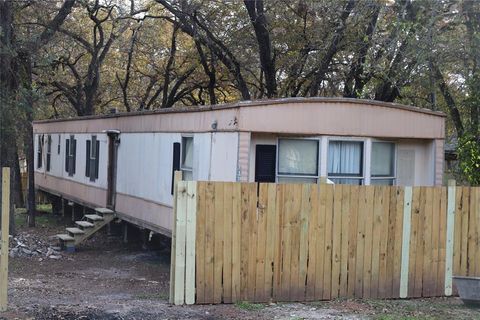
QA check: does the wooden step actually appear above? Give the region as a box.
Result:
[95,208,114,215]
[84,214,104,221]
[75,221,94,228]
[57,234,74,242]
[66,227,85,235]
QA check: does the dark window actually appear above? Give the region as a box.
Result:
[86,136,100,181]
[171,142,181,195]
[46,135,52,172]
[65,135,76,176]
[57,134,61,154]
[37,135,43,168]
[255,145,277,183]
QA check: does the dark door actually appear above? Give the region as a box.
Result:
[106,133,119,209]
[255,145,277,183]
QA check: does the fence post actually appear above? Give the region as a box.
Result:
[169,171,183,304]
[445,179,456,296]
[0,168,11,311]
[399,186,412,298]
[185,181,197,304]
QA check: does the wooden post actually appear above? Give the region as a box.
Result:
[445,179,456,296]
[0,168,11,311]
[399,186,412,298]
[185,181,197,304]
[169,170,183,304]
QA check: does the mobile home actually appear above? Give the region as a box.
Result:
[33,98,445,236]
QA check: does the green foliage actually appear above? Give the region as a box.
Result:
[457,134,480,186]
[234,301,265,311]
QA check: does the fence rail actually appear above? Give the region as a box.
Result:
[171,181,480,305]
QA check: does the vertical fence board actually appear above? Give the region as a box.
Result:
[289,184,302,300]
[437,187,447,296]
[400,187,412,298]
[272,184,284,300]
[231,183,242,301]
[185,181,197,305]
[392,187,404,298]
[306,184,319,300]
[339,185,350,297]
[255,183,268,302]
[331,185,343,298]
[347,185,359,297]
[322,184,334,300]
[468,187,477,276]
[173,182,188,305]
[223,182,234,303]
[460,187,470,277]
[413,187,426,298]
[408,187,420,297]
[195,182,206,304]
[204,182,216,302]
[314,184,327,300]
[378,187,390,298]
[354,186,366,298]
[430,187,441,296]
[362,186,375,299]
[445,182,456,296]
[474,189,480,276]
[453,187,463,277]
[422,188,434,297]
[264,183,277,300]
[385,187,398,298]
[213,183,225,303]
[0,168,10,311]
[298,184,311,301]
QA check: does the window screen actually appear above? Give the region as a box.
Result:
[278,139,318,176]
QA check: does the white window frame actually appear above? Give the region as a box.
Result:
[326,137,366,185]
[370,140,397,185]
[276,137,320,183]
[181,135,193,180]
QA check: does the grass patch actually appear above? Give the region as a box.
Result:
[14,204,58,228]
[235,301,265,311]
[135,292,169,300]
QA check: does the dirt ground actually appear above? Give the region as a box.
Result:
[2,211,480,320]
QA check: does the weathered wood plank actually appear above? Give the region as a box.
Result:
[204,182,216,303]
[370,186,383,298]
[306,184,319,300]
[362,186,375,299]
[400,187,412,298]
[339,185,350,297]
[445,181,456,296]
[240,183,250,300]
[195,182,206,304]
[255,183,268,302]
[298,184,311,301]
[392,187,404,298]
[322,184,334,300]
[289,184,302,300]
[331,185,343,299]
[0,168,10,311]
[347,185,359,297]
[413,187,426,298]
[247,183,258,301]
[264,183,277,301]
[273,184,284,300]
[231,183,242,302]
[421,187,433,297]
[378,186,390,298]
[355,186,367,298]
[437,187,447,296]
[185,181,197,305]
[315,184,327,300]
[173,182,188,305]
[223,182,234,303]
[213,182,225,303]
[408,187,420,297]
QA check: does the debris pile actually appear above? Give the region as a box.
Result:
[9,232,62,260]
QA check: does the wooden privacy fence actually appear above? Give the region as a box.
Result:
[170,181,480,305]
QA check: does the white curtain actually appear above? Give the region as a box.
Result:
[328,141,362,175]
[182,137,193,169]
[371,142,394,176]
[278,139,318,175]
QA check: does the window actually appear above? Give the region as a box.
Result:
[37,135,43,169]
[181,137,193,181]
[46,135,52,172]
[328,140,363,185]
[65,135,77,176]
[371,142,395,185]
[86,135,100,181]
[277,138,318,183]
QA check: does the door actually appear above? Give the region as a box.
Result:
[255,145,277,183]
[106,132,119,209]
